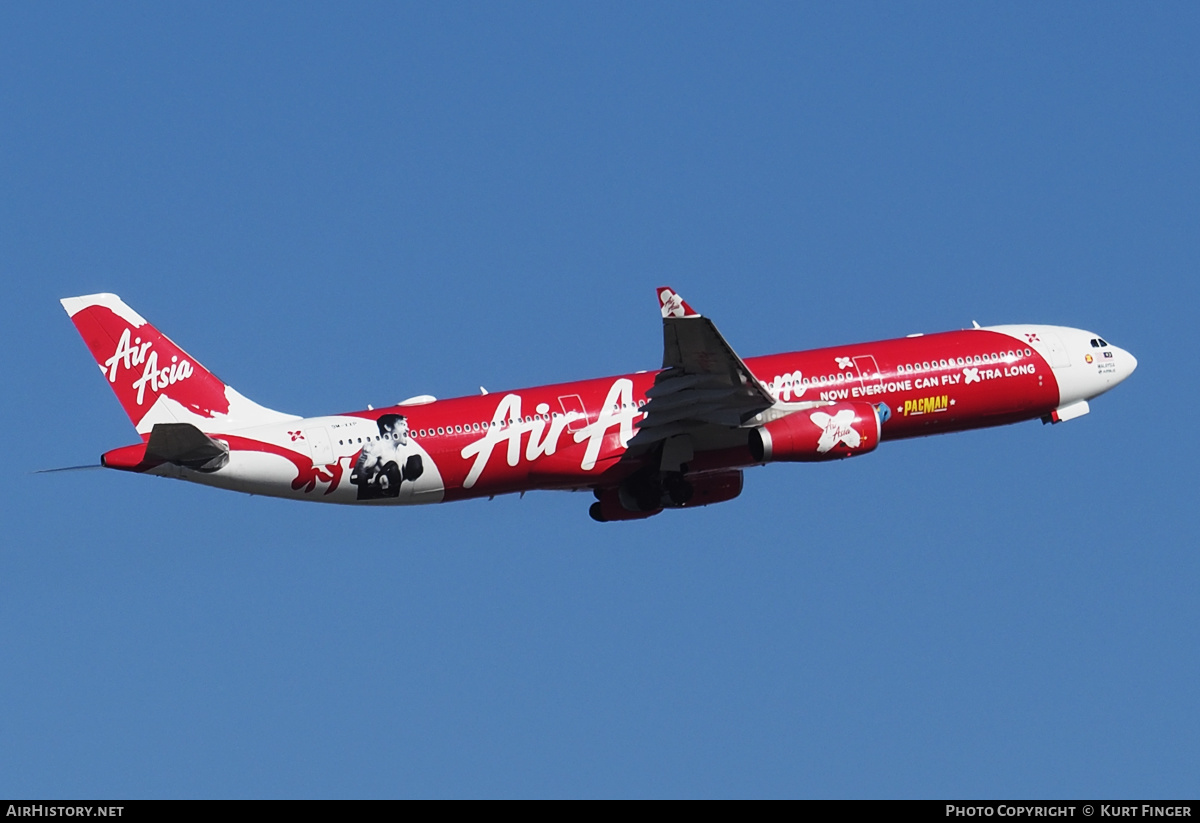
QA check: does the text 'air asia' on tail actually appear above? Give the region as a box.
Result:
[59,288,1136,521]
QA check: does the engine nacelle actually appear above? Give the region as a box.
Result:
[668,469,743,509]
[749,401,883,462]
[590,486,662,522]
[588,469,744,521]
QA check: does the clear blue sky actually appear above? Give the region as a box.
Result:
[2,3,1197,798]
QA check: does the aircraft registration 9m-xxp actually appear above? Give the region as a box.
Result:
[61,288,1136,521]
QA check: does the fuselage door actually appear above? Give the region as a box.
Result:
[1043,331,1072,368]
[307,426,335,466]
[1023,329,1071,369]
[853,355,883,393]
[558,394,590,433]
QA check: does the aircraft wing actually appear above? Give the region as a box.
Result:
[633,288,776,444]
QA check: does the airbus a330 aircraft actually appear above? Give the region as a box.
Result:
[61,289,1136,521]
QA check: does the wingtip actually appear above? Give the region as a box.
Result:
[657,286,700,318]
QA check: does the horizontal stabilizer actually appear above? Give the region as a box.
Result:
[34,465,104,474]
[145,423,229,472]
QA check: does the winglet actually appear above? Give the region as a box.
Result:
[657,287,700,319]
[641,286,776,438]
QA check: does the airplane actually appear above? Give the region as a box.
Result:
[59,288,1137,521]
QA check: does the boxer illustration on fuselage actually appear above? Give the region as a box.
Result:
[350,414,424,500]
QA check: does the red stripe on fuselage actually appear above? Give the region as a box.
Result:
[330,329,1058,501]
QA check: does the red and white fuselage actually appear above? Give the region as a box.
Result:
[61,290,1136,521]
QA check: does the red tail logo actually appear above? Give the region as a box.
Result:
[63,294,233,432]
[103,326,197,406]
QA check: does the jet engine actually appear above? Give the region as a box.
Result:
[749,401,884,462]
[589,469,745,522]
[671,469,743,509]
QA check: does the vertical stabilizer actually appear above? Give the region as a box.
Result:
[61,293,298,435]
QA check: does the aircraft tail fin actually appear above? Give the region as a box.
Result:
[61,293,298,435]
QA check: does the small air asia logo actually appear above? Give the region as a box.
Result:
[835,356,854,370]
[810,409,861,454]
[288,430,305,441]
[659,289,687,318]
[103,327,194,406]
[1025,333,1041,343]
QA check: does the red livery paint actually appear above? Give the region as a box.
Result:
[60,290,1136,521]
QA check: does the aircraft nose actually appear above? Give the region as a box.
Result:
[1114,346,1138,382]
